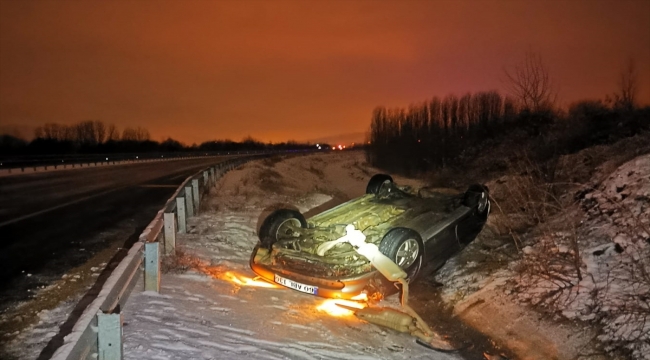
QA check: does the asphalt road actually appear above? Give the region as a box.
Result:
[0,157,228,305]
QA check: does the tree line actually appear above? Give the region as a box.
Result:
[366,53,648,175]
[0,120,317,156]
[368,91,524,173]
[367,92,648,175]
[34,121,151,144]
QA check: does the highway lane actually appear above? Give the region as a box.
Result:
[0,157,226,225]
[0,157,228,304]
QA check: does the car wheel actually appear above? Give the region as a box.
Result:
[463,184,490,215]
[258,209,307,248]
[366,174,393,195]
[378,228,424,280]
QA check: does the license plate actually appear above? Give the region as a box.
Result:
[274,274,318,295]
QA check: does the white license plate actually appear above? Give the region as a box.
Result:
[274,274,318,295]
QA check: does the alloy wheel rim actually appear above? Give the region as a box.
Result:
[395,238,419,268]
[276,218,301,239]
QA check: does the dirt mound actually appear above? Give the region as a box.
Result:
[212,152,425,210]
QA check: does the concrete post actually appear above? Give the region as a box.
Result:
[98,311,123,360]
[176,197,186,233]
[184,186,194,217]
[163,212,176,255]
[203,171,209,188]
[192,179,200,213]
[144,242,160,292]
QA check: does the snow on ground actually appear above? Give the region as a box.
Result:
[431,153,650,359]
[1,296,79,359]
[122,152,458,360]
[508,154,650,359]
[0,262,106,360]
[553,154,649,359]
[10,150,646,359]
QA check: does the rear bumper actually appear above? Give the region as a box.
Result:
[249,244,385,299]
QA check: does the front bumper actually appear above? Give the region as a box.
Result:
[249,244,390,299]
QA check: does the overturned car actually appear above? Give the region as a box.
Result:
[250,174,490,299]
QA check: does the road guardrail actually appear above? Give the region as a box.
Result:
[50,154,264,360]
[0,150,276,176]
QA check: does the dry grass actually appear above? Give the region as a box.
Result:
[162,248,203,274]
[491,151,650,358]
[257,168,285,194]
[492,157,585,292]
[261,155,284,167]
[197,183,221,213]
[306,164,324,178]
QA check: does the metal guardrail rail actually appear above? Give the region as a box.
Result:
[0,149,318,176]
[49,154,265,360]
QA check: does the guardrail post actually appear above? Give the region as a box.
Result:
[176,197,186,233]
[144,242,160,292]
[184,186,194,217]
[163,213,176,254]
[97,310,123,360]
[192,179,200,213]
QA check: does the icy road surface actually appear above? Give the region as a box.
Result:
[122,154,457,360]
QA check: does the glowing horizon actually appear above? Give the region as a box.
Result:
[1,1,648,144]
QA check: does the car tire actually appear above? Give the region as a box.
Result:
[366,174,393,195]
[378,228,424,281]
[258,209,307,249]
[463,184,490,215]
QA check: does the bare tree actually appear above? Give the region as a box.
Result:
[503,96,518,124]
[94,121,106,144]
[134,127,151,141]
[122,127,137,141]
[106,124,119,141]
[74,121,97,145]
[504,51,555,112]
[120,126,151,142]
[34,126,44,139]
[41,123,68,141]
[614,57,638,110]
[458,93,471,130]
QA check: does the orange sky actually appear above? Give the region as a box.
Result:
[1,0,649,144]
